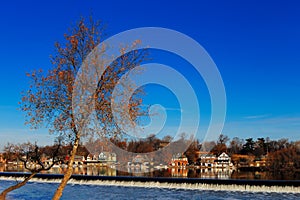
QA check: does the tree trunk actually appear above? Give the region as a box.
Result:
[0,172,37,200]
[52,133,80,200]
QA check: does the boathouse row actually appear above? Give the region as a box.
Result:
[170,153,189,167]
[199,152,234,168]
[84,152,117,166]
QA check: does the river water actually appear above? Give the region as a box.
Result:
[1,165,300,199]
[3,165,299,180]
[1,178,300,200]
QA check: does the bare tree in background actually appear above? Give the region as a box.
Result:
[210,134,229,156]
[0,141,62,200]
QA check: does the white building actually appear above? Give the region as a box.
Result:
[200,154,216,168]
[215,152,234,168]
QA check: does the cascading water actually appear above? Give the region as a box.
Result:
[1,176,300,194]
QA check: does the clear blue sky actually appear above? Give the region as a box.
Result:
[0,0,300,148]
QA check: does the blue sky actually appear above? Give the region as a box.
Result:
[0,0,300,148]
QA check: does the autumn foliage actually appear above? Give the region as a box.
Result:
[20,16,147,200]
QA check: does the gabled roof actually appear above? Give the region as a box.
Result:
[218,152,229,158]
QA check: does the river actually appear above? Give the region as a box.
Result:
[1,178,300,200]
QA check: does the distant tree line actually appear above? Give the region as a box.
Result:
[3,134,300,181]
[96,133,300,174]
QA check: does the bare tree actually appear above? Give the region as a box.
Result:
[0,141,62,200]
[229,137,244,155]
[20,16,146,199]
[162,135,173,143]
[210,134,229,156]
[217,134,229,145]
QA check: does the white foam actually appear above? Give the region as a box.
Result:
[1,176,299,194]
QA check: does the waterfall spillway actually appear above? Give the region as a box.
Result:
[0,172,300,194]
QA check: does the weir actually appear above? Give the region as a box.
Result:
[0,172,300,194]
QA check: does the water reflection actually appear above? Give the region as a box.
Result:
[1,163,299,180]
